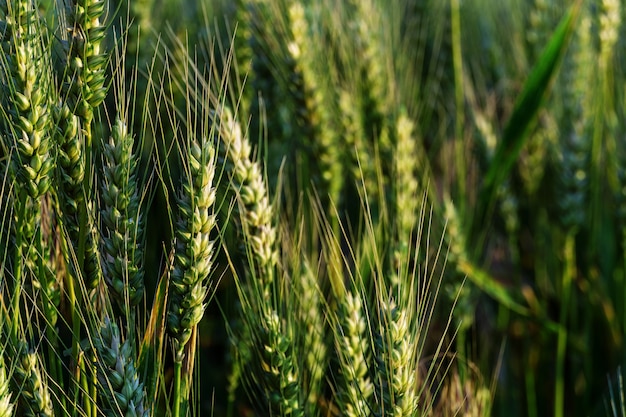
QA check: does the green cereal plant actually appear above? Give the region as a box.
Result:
[251,309,304,417]
[167,135,217,353]
[101,117,146,314]
[293,259,327,414]
[63,0,107,128]
[92,317,149,417]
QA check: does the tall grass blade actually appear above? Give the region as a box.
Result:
[476,1,581,234]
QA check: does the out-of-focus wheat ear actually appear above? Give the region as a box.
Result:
[556,132,587,231]
[0,356,14,417]
[433,366,492,417]
[527,0,556,59]
[393,111,420,244]
[92,317,149,417]
[11,342,54,417]
[339,89,380,209]
[288,2,343,211]
[297,261,327,412]
[599,0,621,71]
[374,297,418,417]
[0,0,54,200]
[101,118,145,311]
[167,135,217,360]
[333,291,374,417]
[215,107,277,294]
[347,0,390,137]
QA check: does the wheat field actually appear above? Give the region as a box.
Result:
[0,0,625,416]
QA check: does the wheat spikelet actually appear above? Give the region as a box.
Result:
[101,118,145,309]
[92,317,149,417]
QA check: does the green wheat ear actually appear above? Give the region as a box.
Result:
[167,132,218,359]
[333,291,374,417]
[0,0,54,200]
[101,117,145,310]
[12,342,54,417]
[93,317,149,417]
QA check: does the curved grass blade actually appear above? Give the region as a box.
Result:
[475,1,582,235]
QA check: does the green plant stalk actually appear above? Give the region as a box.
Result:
[37,245,65,415]
[10,190,28,340]
[554,231,575,417]
[173,360,183,417]
[64,236,83,417]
